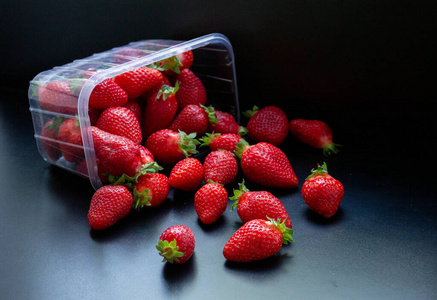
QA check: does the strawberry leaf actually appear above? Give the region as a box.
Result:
[234,138,250,159]
[306,162,329,180]
[157,83,179,101]
[200,104,217,124]
[156,239,185,264]
[323,143,342,156]
[266,217,294,245]
[242,105,259,118]
[178,130,200,158]
[199,132,220,147]
[133,187,152,209]
[230,180,250,210]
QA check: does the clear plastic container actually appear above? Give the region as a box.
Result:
[29,33,240,190]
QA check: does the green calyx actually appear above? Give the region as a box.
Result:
[230,180,250,210]
[157,82,179,101]
[200,104,217,124]
[242,105,259,118]
[266,217,294,245]
[322,143,342,156]
[148,55,183,74]
[178,130,200,158]
[238,126,248,136]
[306,162,328,180]
[107,162,163,189]
[46,116,65,136]
[234,138,250,159]
[156,239,185,264]
[199,132,221,147]
[133,187,152,209]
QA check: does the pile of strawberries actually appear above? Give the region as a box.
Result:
[36,50,344,264]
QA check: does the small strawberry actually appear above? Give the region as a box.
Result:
[89,78,128,110]
[289,119,341,155]
[96,106,142,145]
[230,180,292,228]
[156,225,195,264]
[207,110,246,136]
[40,116,65,161]
[37,81,78,115]
[133,173,171,208]
[142,84,178,139]
[175,69,207,111]
[123,101,142,124]
[199,132,243,154]
[244,105,288,145]
[145,129,200,165]
[57,117,84,163]
[203,150,238,186]
[87,185,133,230]
[235,139,298,189]
[302,162,344,218]
[194,182,228,224]
[168,104,217,136]
[113,67,163,99]
[169,158,204,192]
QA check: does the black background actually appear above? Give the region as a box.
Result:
[1,1,436,299]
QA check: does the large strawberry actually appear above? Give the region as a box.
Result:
[289,119,341,155]
[168,104,217,136]
[169,158,204,192]
[302,162,344,218]
[113,67,163,100]
[40,116,65,161]
[200,132,243,154]
[37,81,78,115]
[156,225,195,264]
[207,110,246,136]
[175,69,207,111]
[244,105,288,145]
[203,150,238,186]
[230,180,292,228]
[133,173,170,208]
[89,78,128,110]
[96,106,142,145]
[194,183,228,224]
[57,117,84,163]
[145,129,199,165]
[87,185,133,230]
[223,218,293,262]
[235,139,298,189]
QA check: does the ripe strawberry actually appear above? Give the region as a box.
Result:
[168,104,217,136]
[57,117,84,163]
[96,106,142,145]
[142,75,171,100]
[145,129,200,165]
[231,180,292,228]
[156,225,195,264]
[123,101,142,124]
[138,145,154,164]
[87,185,133,230]
[207,110,246,136]
[175,69,207,111]
[235,139,298,189]
[203,150,238,186]
[113,67,163,99]
[37,81,78,115]
[133,173,170,208]
[302,162,344,218]
[199,132,243,154]
[89,78,128,110]
[223,218,293,262]
[244,105,288,145]
[152,50,194,76]
[142,84,178,139]
[289,119,341,155]
[169,158,204,192]
[40,116,64,161]
[194,183,228,224]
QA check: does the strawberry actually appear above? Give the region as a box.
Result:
[40,116,64,161]
[289,119,341,155]
[133,173,170,208]
[138,145,154,164]
[244,105,288,145]
[207,110,246,136]
[175,69,207,111]
[89,78,128,110]
[194,182,228,224]
[168,104,217,136]
[87,185,133,230]
[231,180,292,228]
[169,158,204,192]
[235,139,298,189]
[142,75,171,100]
[113,67,163,100]
[37,81,78,115]
[145,129,200,165]
[152,50,194,76]
[223,218,293,262]
[203,150,238,186]
[123,101,142,124]
[156,225,195,264]
[96,106,142,145]
[142,84,178,139]
[57,117,84,163]
[199,132,243,154]
[302,162,344,218]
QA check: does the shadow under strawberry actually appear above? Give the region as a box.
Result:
[162,253,197,291]
[224,252,293,273]
[196,215,227,233]
[305,207,345,225]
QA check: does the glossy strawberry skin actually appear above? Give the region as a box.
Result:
[134,173,170,207]
[203,150,238,186]
[207,111,242,135]
[194,183,228,224]
[113,67,163,100]
[38,81,78,115]
[157,225,195,264]
[169,158,204,192]
[123,101,142,124]
[201,133,242,154]
[87,185,133,230]
[175,69,207,111]
[89,79,128,110]
[57,118,84,163]
[138,145,154,164]
[246,106,288,145]
[168,104,209,136]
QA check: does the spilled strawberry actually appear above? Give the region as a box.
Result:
[203,150,238,186]
[199,132,243,154]
[133,173,171,208]
[194,182,228,224]
[207,110,246,136]
[169,158,204,192]
[156,225,195,264]
[168,104,217,136]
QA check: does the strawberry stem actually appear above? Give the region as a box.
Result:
[230,180,250,210]
[234,138,250,159]
[242,105,259,118]
[199,132,221,147]
[200,104,217,124]
[178,130,200,158]
[306,162,328,180]
[238,126,248,136]
[157,83,179,101]
[266,217,294,244]
[133,187,152,209]
[107,162,163,189]
[323,143,342,156]
[156,239,185,263]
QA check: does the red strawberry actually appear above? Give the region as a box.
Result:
[37,81,78,115]
[145,129,200,165]
[40,116,64,161]
[230,180,292,228]
[138,145,154,164]
[168,104,217,136]
[194,183,228,224]
[302,162,344,218]
[142,84,178,139]
[57,117,84,163]
[88,107,101,126]
[87,185,133,230]
[113,67,163,99]
[244,105,288,145]
[175,69,207,111]
[142,75,171,100]
[96,106,142,145]
[207,110,246,136]
[199,133,242,154]
[133,173,170,208]
[123,101,142,124]
[223,218,293,262]
[203,150,238,186]
[153,50,194,76]
[169,158,204,192]
[289,119,341,155]
[156,225,195,264]
[235,139,298,189]
[89,78,128,110]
